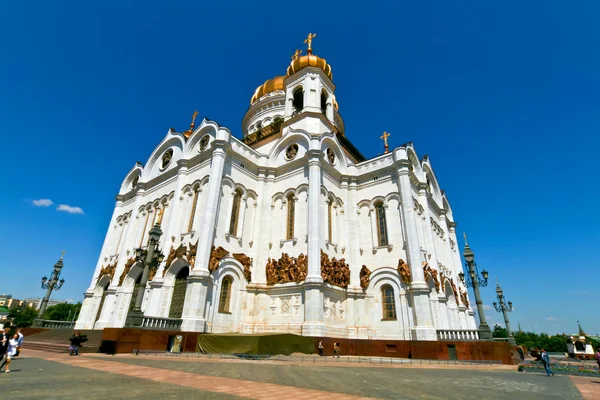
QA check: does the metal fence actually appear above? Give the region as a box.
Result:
[131,350,503,366]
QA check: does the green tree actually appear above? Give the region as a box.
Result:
[43,303,81,321]
[8,307,38,328]
[492,324,508,338]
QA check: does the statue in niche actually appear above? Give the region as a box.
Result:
[209,246,229,273]
[326,148,335,164]
[397,259,412,285]
[199,135,210,151]
[132,175,139,189]
[162,149,173,169]
[285,144,299,160]
[360,265,371,291]
[233,253,252,282]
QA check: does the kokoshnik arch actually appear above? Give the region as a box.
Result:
[76,35,476,340]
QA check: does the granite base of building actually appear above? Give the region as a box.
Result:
[99,328,516,364]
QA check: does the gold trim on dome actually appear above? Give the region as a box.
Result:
[286,54,332,80]
[250,76,285,105]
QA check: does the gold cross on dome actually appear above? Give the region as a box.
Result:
[191,110,198,127]
[60,250,66,260]
[380,131,391,153]
[304,33,316,52]
[292,49,302,61]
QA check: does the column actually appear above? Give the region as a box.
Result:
[346,178,361,288]
[395,161,436,340]
[252,168,270,284]
[303,148,325,337]
[181,140,229,332]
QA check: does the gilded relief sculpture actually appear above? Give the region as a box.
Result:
[459,287,470,308]
[450,278,460,304]
[397,259,412,285]
[233,253,253,282]
[98,261,117,283]
[265,253,308,285]
[422,261,440,293]
[118,257,137,286]
[162,241,198,277]
[320,250,350,288]
[359,265,371,291]
[209,246,230,273]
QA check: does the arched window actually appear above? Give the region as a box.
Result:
[286,194,295,239]
[229,189,243,236]
[327,199,333,242]
[188,188,199,232]
[218,276,233,313]
[381,285,397,320]
[292,87,304,114]
[375,202,388,247]
[321,90,328,115]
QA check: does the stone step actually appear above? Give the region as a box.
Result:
[25,341,100,354]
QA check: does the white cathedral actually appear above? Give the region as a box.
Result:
[76,36,477,341]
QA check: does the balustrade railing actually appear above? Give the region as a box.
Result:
[33,319,76,329]
[436,329,480,341]
[141,316,182,330]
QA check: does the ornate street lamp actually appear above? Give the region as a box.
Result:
[125,211,165,327]
[38,251,67,318]
[458,234,492,340]
[493,281,515,344]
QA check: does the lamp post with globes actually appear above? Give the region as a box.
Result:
[458,234,492,340]
[125,211,165,327]
[493,281,515,344]
[38,251,67,318]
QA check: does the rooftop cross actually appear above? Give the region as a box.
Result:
[463,232,469,247]
[380,131,390,154]
[304,33,316,54]
[292,49,302,60]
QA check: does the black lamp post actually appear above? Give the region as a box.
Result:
[38,251,66,318]
[125,214,164,327]
[493,281,515,344]
[458,234,492,340]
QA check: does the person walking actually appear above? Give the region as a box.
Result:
[540,348,554,376]
[318,340,324,357]
[0,328,9,360]
[333,342,340,358]
[595,348,600,373]
[15,329,23,357]
[0,333,19,373]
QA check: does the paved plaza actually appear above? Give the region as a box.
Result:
[0,350,596,399]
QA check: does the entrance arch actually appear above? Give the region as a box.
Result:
[94,275,111,323]
[168,266,189,318]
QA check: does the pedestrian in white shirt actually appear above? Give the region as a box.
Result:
[0,334,19,373]
[15,329,23,357]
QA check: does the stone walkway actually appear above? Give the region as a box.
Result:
[23,350,374,400]
[2,350,595,399]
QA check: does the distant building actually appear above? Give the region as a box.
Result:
[19,298,66,310]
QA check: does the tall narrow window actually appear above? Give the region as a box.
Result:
[292,87,303,114]
[376,203,388,247]
[139,210,151,247]
[381,285,397,320]
[321,90,328,115]
[229,189,242,236]
[218,276,233,313]
[188,188,199,232]
[286,194,295,239]
[327,200,333,242]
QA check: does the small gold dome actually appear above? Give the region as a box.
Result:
[286,54,332,80]
[250,76,285,105]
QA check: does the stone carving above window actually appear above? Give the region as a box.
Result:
[162,241,198,277]
[161,149,173,169]
[199,135,210,152]
[265,253,307,285]
[397,259,412,285]
[422,261,440,292]
[460,287,470,308]
[98,261,117,283]
[285,144,299,160]
[118,257,137,286]
[233,253,252,282]
[209,246,230,273]
[321,250,350,288]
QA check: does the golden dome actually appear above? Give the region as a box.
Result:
[250,76,285,105]
[286,53,332,80]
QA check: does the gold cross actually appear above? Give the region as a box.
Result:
[292,49,302,60]
[60,250,66,260]
[380,131,391,153]
[191,110,198,127]
[463,232,469,246]
[304,33,316,52]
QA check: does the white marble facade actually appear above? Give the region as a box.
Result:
[76,49,476,340]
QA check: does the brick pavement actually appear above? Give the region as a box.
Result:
[569,376,600,400]
[26,350,375,400]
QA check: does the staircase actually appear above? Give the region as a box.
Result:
[23,329,104,354]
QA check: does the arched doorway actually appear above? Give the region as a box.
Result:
[169,266,189,318]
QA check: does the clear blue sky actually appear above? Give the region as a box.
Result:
[1,1,598,335]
